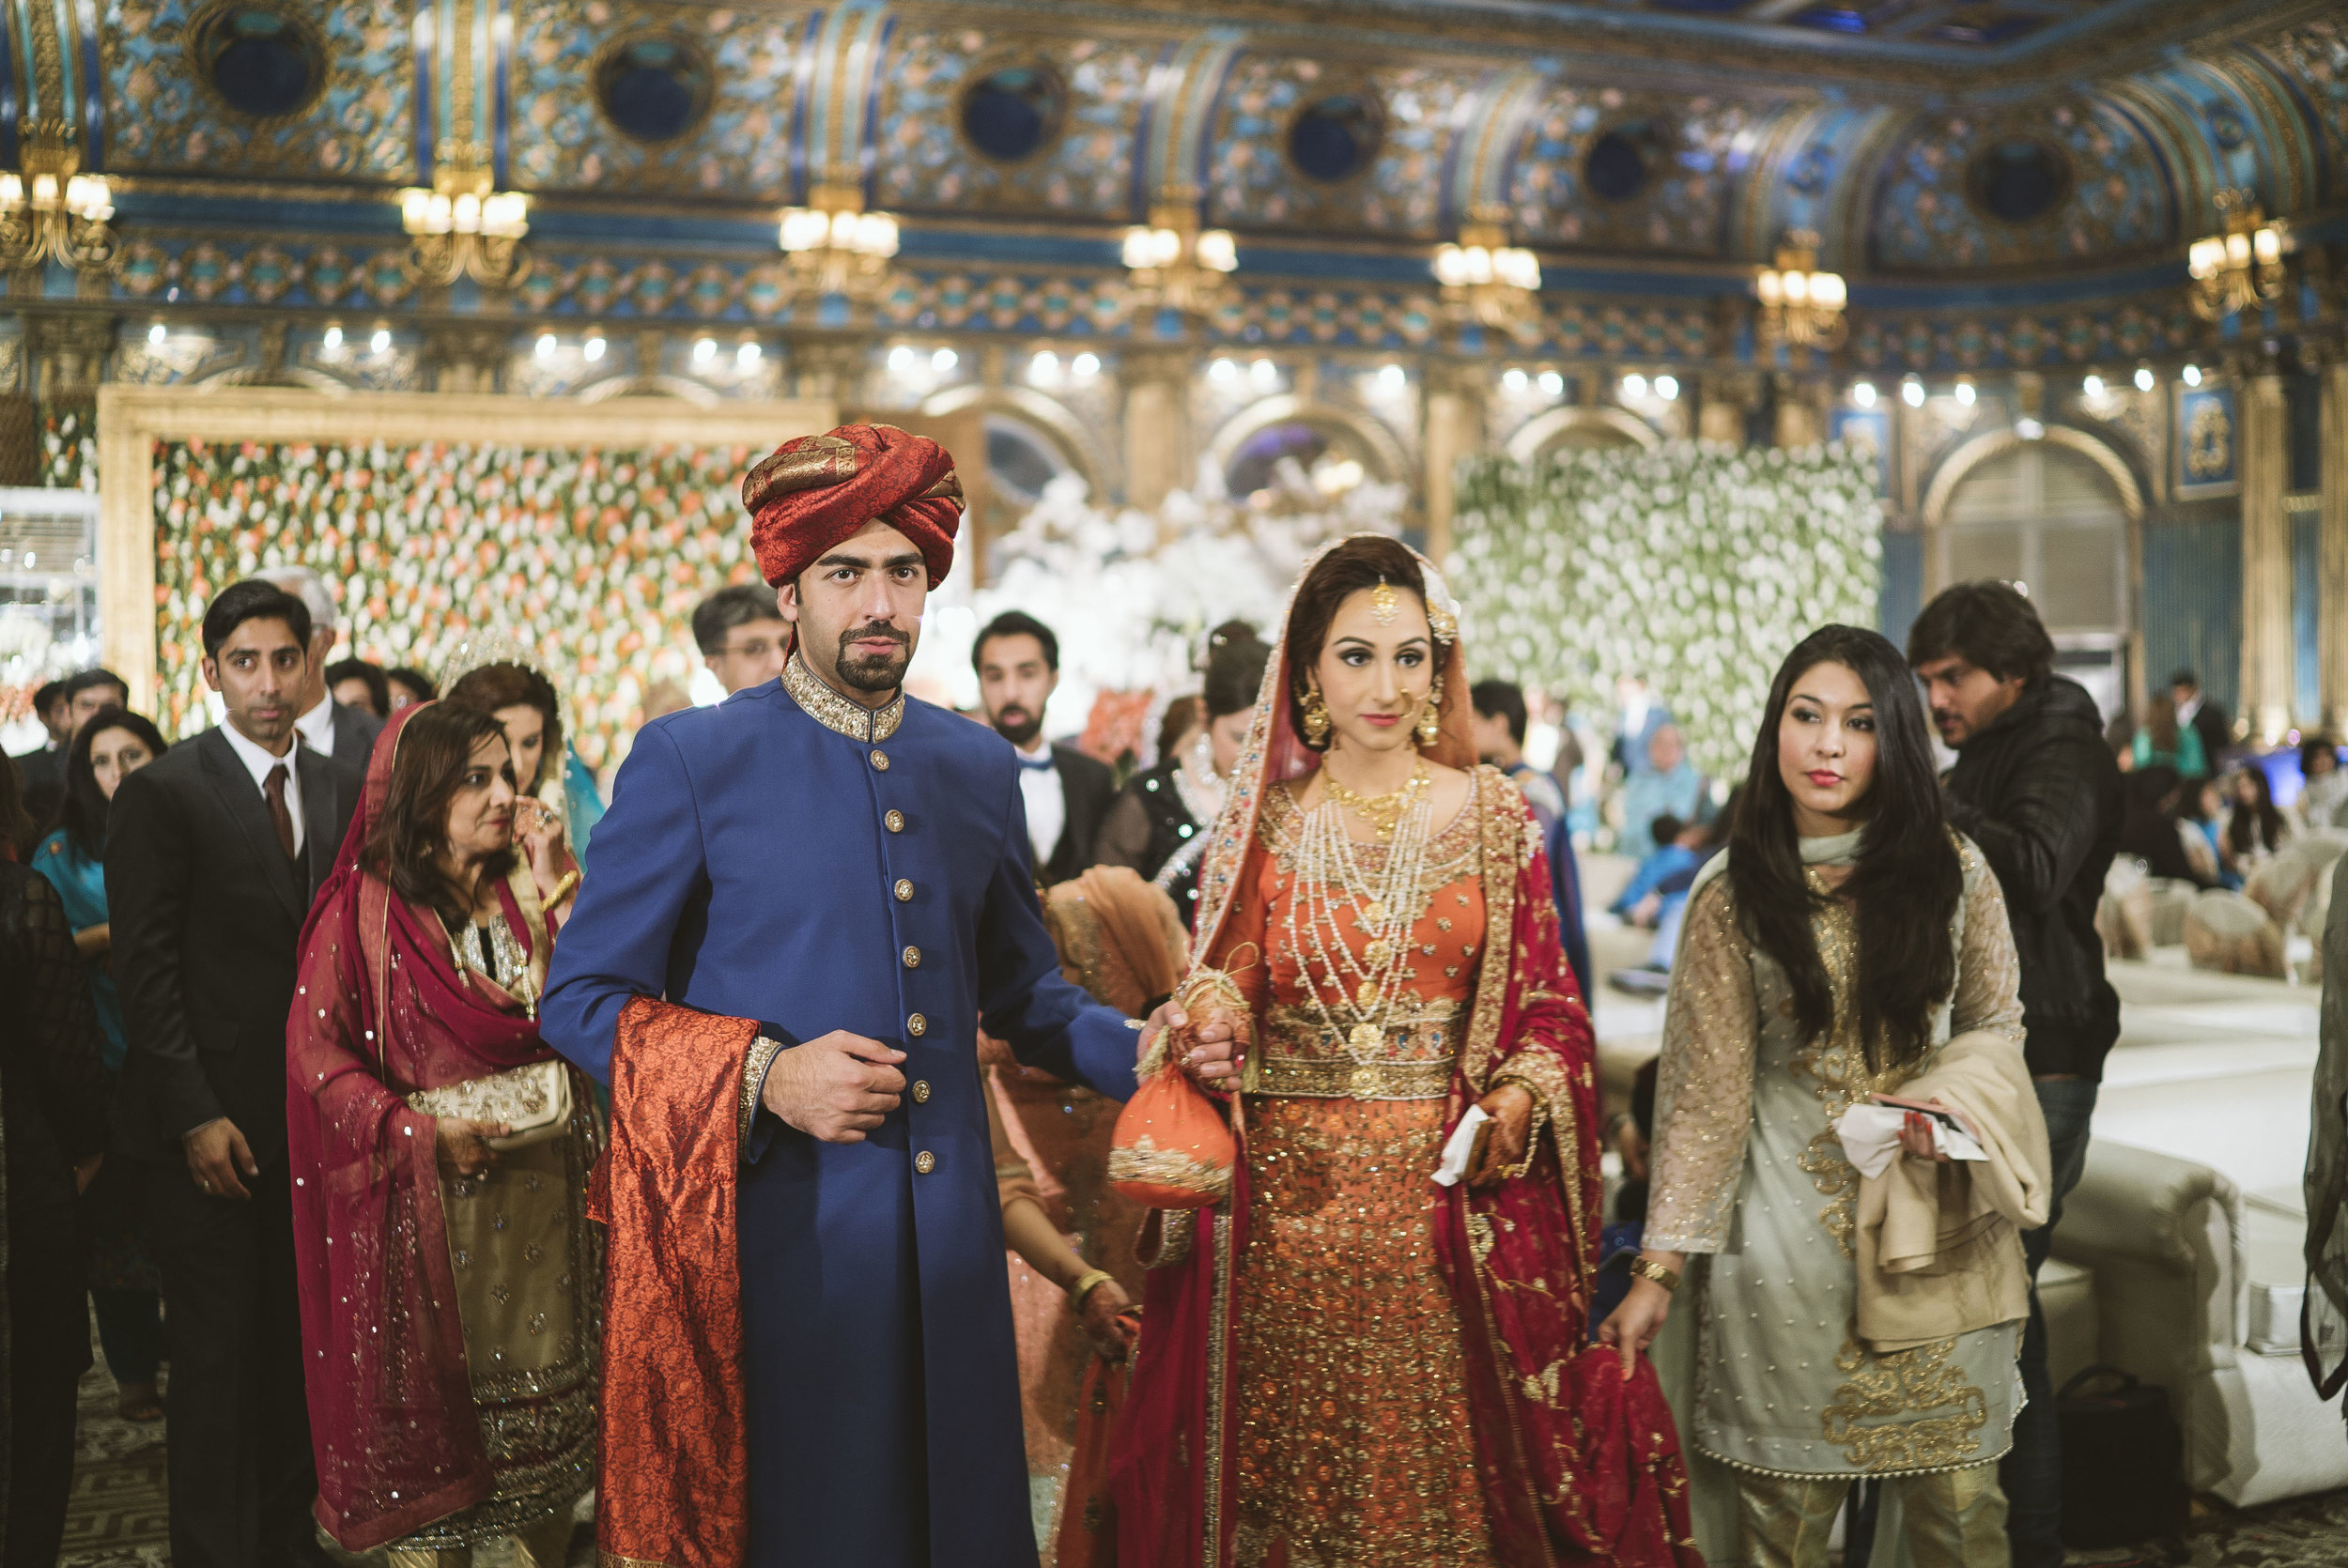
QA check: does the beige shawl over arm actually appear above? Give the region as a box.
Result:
[1855,1024,2051,1352]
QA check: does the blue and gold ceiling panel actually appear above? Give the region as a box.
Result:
[102,0,416,179]
[872,28,1154,218]
[1506,85,1770,259]
[1870,97,2172,273]
[507,0,803,199]
[1204,54,1484,238]
[2248,18,2348,203]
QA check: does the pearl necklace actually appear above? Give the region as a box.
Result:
[1290,760,1435,1099]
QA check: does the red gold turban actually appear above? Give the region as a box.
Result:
[743,423,965,589]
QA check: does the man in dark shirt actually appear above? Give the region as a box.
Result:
[1909,580,2122,1568]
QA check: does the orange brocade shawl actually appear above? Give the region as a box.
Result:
[587,996,759,1568]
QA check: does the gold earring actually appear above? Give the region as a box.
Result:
[1415,691,1442,747]
[1301,689,1332,747]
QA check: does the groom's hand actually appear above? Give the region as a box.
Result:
[763,1032,907,1144]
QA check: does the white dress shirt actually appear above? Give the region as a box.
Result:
[1015,737,1066,868]
[219,719,305,856]
[293,692,337,758]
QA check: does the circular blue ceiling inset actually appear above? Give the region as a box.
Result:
[1968,139,2070,224]
[595,35,715,145]
[190,4,326,121]
[961,64,1066,164]
[1584,131,1649,202]
[1288,93,1382,185]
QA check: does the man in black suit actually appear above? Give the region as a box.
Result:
[973,609,1116,887]
[10,677,73,823]
[2170,668,2232,774]
[256,564,383,772]
[108,580,362,1568]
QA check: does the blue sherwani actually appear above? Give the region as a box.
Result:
[539,661,1140,1567]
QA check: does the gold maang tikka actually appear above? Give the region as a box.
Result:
[1370,577,1398,625]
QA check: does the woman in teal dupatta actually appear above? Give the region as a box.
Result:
[30,704,170,1422]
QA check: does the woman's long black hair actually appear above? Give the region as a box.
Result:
[54,705,170,856]
[1727,624,1963,1074]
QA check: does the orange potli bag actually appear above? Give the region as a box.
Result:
[1105,959,1249,1208]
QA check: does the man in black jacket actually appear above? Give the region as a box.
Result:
[108,580,362,1568]
[1910,581,2122,1568]
[973,609,1117,885]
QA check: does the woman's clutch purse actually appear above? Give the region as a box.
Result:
[407,1059,572,1150]
[1107,968,1242,1209]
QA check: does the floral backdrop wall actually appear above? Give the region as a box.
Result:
[1450,440,1882,777]
[149,438,766,770]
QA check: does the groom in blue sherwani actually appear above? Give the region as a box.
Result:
[540,423,1236,1567]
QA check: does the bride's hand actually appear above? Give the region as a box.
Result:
[1139,1003,1243,1091]
[1467,1083,1535,1187]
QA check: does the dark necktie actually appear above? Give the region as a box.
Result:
[263,762,297,861]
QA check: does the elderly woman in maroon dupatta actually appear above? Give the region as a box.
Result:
[286,701,597,1566]
[1110,535,1703,1568]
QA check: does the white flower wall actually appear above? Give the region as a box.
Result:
[1450,440,1882,777]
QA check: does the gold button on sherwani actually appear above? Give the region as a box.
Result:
[894,879,914,901]
[912,1081,931,1103]
[903,945,920,969]
[885,810,904,833]
[907,1013,928,1037]
[914,1150,935,1175]
[871,749,890,771]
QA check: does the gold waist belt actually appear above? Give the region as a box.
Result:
[1251,1054,1455,1100]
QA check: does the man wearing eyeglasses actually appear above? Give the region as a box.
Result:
[695,582,794,696]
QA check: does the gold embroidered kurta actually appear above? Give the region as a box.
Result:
[1213,785,1496,1568]
[394,914,598,1552]
[1645,834,2028,1479]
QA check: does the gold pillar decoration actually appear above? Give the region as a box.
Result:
[2239,370,2292,743]
[2322,361,2348,735]
[1422,361,1487,566]
[1771,373,1823,449]
[1698,373,1758,446]
[1120,347,1193,515]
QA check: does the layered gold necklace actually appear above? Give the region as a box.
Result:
[1293,758,1434,1099]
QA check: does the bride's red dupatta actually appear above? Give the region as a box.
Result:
[1108,538,1702,1568]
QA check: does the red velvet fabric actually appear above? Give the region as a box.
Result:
[587,995,759,1568]
[286,704,567,1551]
[743,423,963,588]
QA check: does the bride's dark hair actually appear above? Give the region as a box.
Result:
[1284,536,1427,750]
[1726,623,1961,1073]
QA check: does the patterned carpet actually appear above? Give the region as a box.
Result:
[47,1353,2348,1566]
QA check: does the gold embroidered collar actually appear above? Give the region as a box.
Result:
[782,651,904,743]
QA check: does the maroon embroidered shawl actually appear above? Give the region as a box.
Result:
[286,703,567,1550]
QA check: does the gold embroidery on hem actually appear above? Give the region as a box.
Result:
[1819,1330,1991,1471]
[1107,1138,1233,1201]
[1248,1054,1454,1099]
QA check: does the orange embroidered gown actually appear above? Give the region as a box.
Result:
[1213,784,1495,1567]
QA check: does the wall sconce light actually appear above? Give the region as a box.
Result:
[1755,230,1847,351]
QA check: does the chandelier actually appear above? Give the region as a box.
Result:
[1754,231,1847,351]
[0,122,117,274]
[1122,203,1238,319]
[777,185,901,306]
[2187,191,2287,321]
[1432,219,1541,332]
[399,157,530,288]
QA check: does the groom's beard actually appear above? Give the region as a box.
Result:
[834,621,913,693]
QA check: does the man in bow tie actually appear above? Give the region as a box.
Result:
[973,609,1117,886]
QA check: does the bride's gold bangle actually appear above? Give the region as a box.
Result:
[1627,1256,1681,1294]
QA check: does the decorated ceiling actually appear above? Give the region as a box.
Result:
[61,0,2346,284]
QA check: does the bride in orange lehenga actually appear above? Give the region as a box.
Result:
[1110,535,1703,1568]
